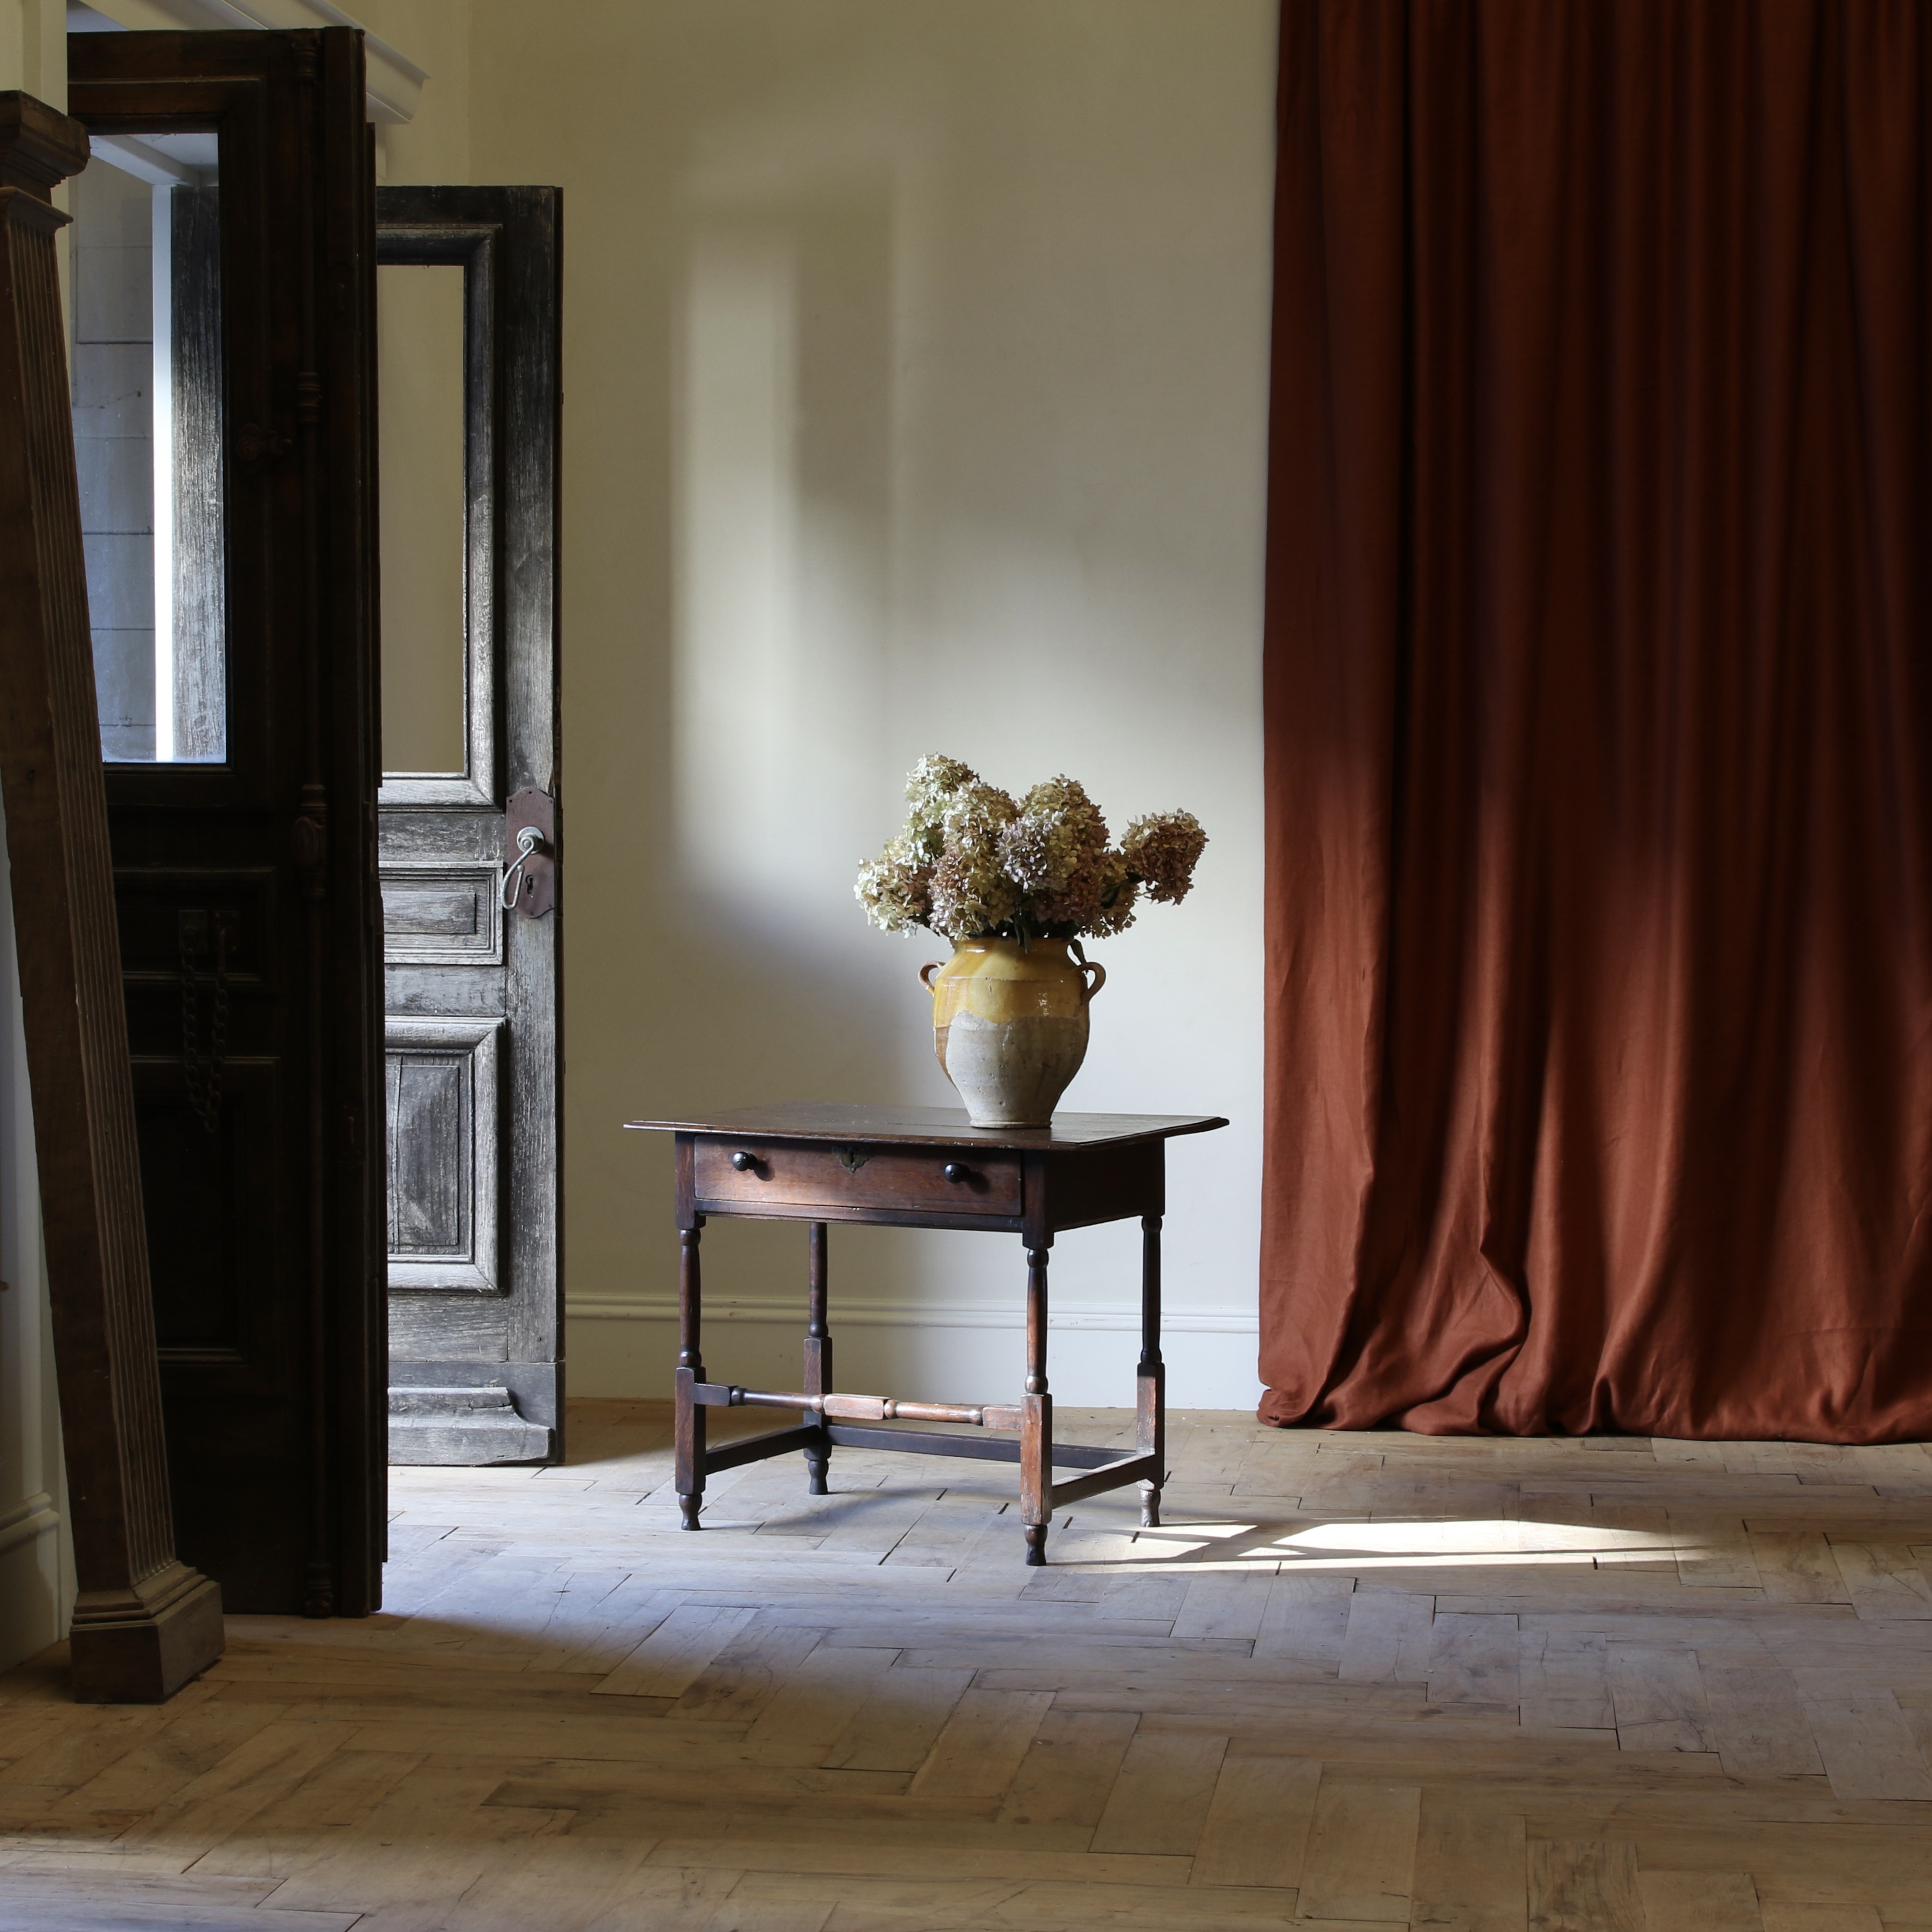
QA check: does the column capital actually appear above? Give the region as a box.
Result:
[0,93,91,200]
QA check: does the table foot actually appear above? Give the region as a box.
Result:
[804,1445,830,1496]
[1023,1523,1048,1566]
[677,1492,702,1530]
[1139,1481,1162,1528]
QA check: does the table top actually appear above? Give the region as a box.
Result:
[625,1102,1228,1153]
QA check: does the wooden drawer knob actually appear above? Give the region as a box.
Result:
[731,1150,757,1172]
[943,1162,970,1183]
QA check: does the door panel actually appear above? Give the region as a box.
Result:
[376,187,562,1465]
[71,27,385,1617]
[380,866,502,963]
[386,1016,503,1291]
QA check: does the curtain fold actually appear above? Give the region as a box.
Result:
[1260,0,1932,1441]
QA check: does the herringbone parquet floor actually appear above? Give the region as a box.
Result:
[2,1402,1930,1930]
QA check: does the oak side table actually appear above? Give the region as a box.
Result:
[624,1102,1228,1564]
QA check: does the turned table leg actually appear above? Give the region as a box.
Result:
[1138,1213,1165,1528]
[803,1221,831,1495]
[675,1223,706,1529]
[1020,1241,1053,1565]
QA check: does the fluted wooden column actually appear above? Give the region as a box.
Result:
[0,92,224,1704]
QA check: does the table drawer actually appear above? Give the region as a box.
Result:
[692,1137,1023,1217]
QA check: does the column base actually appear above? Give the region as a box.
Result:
[69,1562,224,1704]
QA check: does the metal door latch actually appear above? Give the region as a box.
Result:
[502,788,557,916]
[501,824,546,909]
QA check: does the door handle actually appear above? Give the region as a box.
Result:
[501,787,558,917]
[501,825,546,910]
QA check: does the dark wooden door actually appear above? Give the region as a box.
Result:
[374,187,562,1465]
[69,28,386,1617]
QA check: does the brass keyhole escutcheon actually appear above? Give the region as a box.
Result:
[838,1147,869,1173]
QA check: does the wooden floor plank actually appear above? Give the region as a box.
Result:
[1173,1573,1269,1645]
[1087,1729,1227,1858]
[1670,1514,1764,1592]
[1799,1690,1932,1802]
[1190,1750,1321,1891]
[1697,1659,1825,1778]
[742,1645,901,1766]
[1409,1796,1526,1932]
[1637,1870,1766,1932]
[1254,1576,1355,1674]
[1337,1589,1435,1686]
[1297,1778,1421,1921]
[1756,1908,1886,1932]
[994,1709,1138,1830]
[1607,1645,1715,1753]
[1827,1545,1932,1623]
[593,1605,759,1699]
[1519,1631,1612,1731]
[0,1873,363,1931]
[670,1624,832,1723]
[1527,1840,1645,1932]
[1749,1533,1851,1606]
[1428,1614,1520,1707]
[821,1667,977,1774]
[906,1689,1054,1801]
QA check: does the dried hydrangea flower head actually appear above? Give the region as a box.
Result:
[1085,851,1141,936]
[928,843,1021,940]
[999,775,1108,895]
[1121,810,1207,905]
[854,835,933,933]
[903,754,981,859]
[854,755,1206,942]
[927,780,1021,940]
[941,779,1019,845]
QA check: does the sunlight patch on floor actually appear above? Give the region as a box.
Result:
[1282,1517,1669,1555]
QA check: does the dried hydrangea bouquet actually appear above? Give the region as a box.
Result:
[856,755,1206,1127]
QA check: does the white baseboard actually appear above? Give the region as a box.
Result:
[0,1491,57,1560]
[0,1491,64,1674]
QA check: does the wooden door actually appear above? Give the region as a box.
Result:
[68,28,385,1617]
[374,187,562,1465]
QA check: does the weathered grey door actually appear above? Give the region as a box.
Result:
[375,186,562,1464]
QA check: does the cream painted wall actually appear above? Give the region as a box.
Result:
[1,0,59,95]
[1,0,75,1672]
[463,1,1277,1407]
[351,0,466,184]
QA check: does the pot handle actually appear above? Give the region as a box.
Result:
[919,961,944,992]
[1079,960,1107,1004]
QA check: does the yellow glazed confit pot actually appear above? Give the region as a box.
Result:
[920,937,1106,1128]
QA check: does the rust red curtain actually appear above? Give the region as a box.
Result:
[1260,0,1932,1441]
